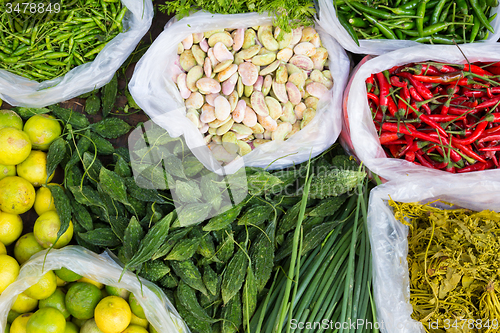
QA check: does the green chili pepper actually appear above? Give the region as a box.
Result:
[470,0,495,33]
[83,42,106,58]
[395,29,404,39]
[348,1,394,19]
[338,11,360,46]
[416,0,430,37]
[348,17,368,28]
[430,0,448,25]
[456,0,469,14]
[363,12,398,39]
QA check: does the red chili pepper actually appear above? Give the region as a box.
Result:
[379,132,403,144]
[398,72,434,100]
[434,64,457,73]
[390,75,407,88]
[454,142,487,163]
[463,89,485,98]
[433,145,461,163]
[427,134,462,163]
[478,146,500,151]
[415,151,436,169]
[485,66,500,75]
[475,97,500,111]
[491,87,500,94]
[405,151,415,162]
[388,66,401,74]
[417,64,441,75]
[483,125,500,135]
[452,121,488,145]
[366,75,375,93]
[461,64,493,76]
[388,144,401,158]
[419,114,449,137]
[478,134,500,143]
[408,86,432,114]
[448,106,474,115]
[445,165,456,173]
[381,123,441,144]
[376,72,392,116]
[456,162,488,173]
[412,72,464,84]
[427,114,465,122]
[367,92,379,105]
[487,88,494,99]
[382,139,407,145]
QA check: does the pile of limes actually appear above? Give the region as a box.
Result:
[5,267,158,333]
[0,109,74,301]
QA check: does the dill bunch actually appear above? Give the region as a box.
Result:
[158,0,317,32]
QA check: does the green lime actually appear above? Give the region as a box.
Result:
[39,288,71,319]
[54,268,82,283]
[0,164,16,181]
[71,317,87,328]
[130,312,148,328]
[26,307,66,333]
[7,310,21,324]
[105,285,130,299]
[79,319,104,333]
[128,294,146,319]
[149,324,159,333]
[0,110,23,130]
[14,233,44,265]
[63,322,78,333]
[5,322,10,333]
[65,282,102,320]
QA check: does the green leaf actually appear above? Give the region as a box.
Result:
[98,168,130,206]
[123,217,145,263]
[47,185,72,243]
[46,138,66,183]
[91,118,131,139]
[124,211,175,272]
[78,228,122,247]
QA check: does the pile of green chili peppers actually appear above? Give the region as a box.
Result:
[0,0,127,82]
[335,0,498,45]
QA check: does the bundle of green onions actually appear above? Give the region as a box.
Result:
[249,171,379,333]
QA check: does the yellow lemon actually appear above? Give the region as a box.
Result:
[11,293,38,314]
[0,164,16,181]
[0,110,23,130]
[55,275,66,287]
[148,324,159,333]
[14,233,44,265]
[33,211,73,249]
[0,176,36,214]
[0,240,6,255]
[26,307,66,333]
[77,277,103,290]
[17,151,54,187]
[24,271,57,300]
[33,185,60,216]
[0,211,23,246]
[0,254,19,294]
[10,313,32,333]
[94,296,131,333]
[23,115,61,151]
[122,325,148,333]
[0,128,31,166]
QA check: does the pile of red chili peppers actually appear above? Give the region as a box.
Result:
[369,61,500,173]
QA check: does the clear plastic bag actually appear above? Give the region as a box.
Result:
[368,176,500,333]
[0,246,189,333]
[0,0,153,108]
[316,0,500,55]
[343,43,500,181]
[129,11,350,174]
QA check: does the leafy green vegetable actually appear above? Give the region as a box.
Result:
[159,0,316,33]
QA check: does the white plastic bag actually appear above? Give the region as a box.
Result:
[368,176,500,333]
[317,0,500,55]
[129,11,349,174]
[0,0,153,108]
[344,43,500,181]
[0,246,189,333]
